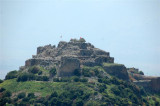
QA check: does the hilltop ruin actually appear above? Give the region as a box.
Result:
[19,38,160,92]
[21,38,114,77]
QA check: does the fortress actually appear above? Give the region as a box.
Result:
[22,38,114,77]
[20,38,160,92]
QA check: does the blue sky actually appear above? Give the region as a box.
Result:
[0,0,160,79]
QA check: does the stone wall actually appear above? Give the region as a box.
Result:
[103,64,129,80]
[57,56,80,77]
[23,40,115,77]
[150,77,160,92]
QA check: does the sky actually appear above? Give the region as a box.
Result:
[0,0,160,79]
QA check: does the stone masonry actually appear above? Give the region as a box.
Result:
[23,39,114,77]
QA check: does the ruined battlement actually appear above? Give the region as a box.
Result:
[22,38,114,77]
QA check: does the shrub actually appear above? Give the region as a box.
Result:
[61,77,71,82]
[0,79,3,83]
[28,93,35,98]
[42,76,49,81]
[74,69,81,76]
[0,97,11,105]
[72,76,80,82]
[3,91,11,97]
[82,67,90,77]
[17,73,35,82]
[18,92,26,99]
[35,76,49,81]
[0,88,5,92]
[75,98,84,106]
[53,78,60,82]
[50,91,58,98]
[80,78,88,82]
[82,66,104,77]
[155,100,160,106]
[28,66,40,74]
[111,87,121,95]
[139,71,144,75]
[38,71,42,75]
[50,67,56,76]
[98,84,107,93]
[22,97,30,102]
[5,70,18,80]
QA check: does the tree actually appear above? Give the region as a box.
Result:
[0,88,5,92]
[75,98,84,106]
[0,79,3,83]
[139,71,144,75]
[17,73,35,82]
[5,70,18,80]
[72,76,80,82]
[80,78,88,82]
[50,91,58,98]
[42,76,49,81]
[3,91,11,97]
[28,66,40,74]
[18,92,26,99]
[74,69,81,76]
[50,67,56,77]
[28,93,35,98]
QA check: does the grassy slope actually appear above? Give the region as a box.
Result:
[0,79,94,97]
[1,78,160,105]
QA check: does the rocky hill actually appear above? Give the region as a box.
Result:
[0,38,160,106]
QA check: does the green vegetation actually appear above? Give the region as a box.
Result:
[28,66,41,74]
[17,72,49,82]
[103,63,123,67]
[82,66,105,77]
[18,92,26,99]
[28,65,50,76]
[1,76,159,105]
[5,70,19,80]
[0,79,3,83]
[49,67,57,77]
[0,65,160,105]
[74,69,81,76]
[139,71,144,75]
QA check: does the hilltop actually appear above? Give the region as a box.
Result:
[0,38,160,106]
